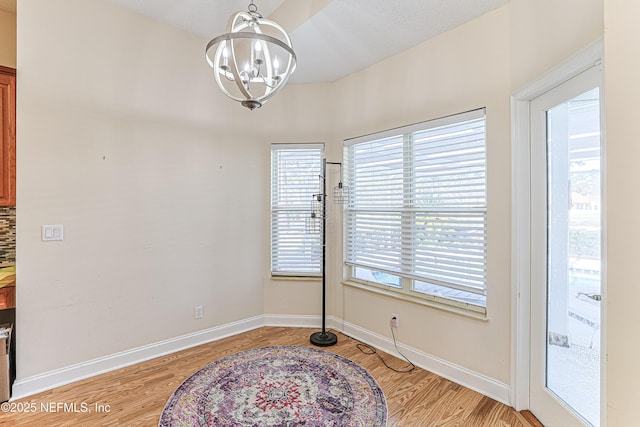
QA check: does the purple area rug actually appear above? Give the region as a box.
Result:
[159,345,387,426]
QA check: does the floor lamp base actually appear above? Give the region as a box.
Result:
[310,331,338,347]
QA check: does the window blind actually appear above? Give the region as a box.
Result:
[271,144,323,276]
[344,109,487,301]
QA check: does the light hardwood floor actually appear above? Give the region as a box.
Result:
[0,327,538,426]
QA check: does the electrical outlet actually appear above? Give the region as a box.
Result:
[195,305,204,319]
[390,313,399,328]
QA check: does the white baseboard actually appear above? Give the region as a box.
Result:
[11,314,510,407]
[262,314,343,330]
[263,314,321,328]
[11,315,265,400]
[337,320,511,405]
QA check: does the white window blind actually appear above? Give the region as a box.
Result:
[344,109,487,308]
[271,144,323,276]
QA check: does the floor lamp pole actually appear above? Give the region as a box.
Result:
[310,158,337,347]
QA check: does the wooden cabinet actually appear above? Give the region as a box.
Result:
[0,284,14,310]
[0,66,15,207]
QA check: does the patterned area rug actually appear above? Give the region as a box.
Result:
[159,345,387,426]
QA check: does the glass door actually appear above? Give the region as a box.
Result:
[530,65,602,427]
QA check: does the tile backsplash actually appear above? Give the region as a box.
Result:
[0,207,15,266]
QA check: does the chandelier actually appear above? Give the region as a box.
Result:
[205,1,297,110]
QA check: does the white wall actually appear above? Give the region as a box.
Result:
[604,0,640,424]
[16,0,265,378]
[509,0,603,92]
[16,0,334,382]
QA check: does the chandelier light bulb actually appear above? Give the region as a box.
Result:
[221,45,229,71]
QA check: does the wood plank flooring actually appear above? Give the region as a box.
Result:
[0,327,539,426]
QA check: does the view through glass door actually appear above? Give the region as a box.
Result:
[530,66,602,427]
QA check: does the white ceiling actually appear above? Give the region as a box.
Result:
[104,0,509,83]
[6,0,510,83]
[293,0,512,83]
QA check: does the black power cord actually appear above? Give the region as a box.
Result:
[340,328,416,373]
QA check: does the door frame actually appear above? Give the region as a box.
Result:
[510,37,605,423]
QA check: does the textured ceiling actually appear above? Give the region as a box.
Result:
[104,0,509,83]
[30,0,510,83]
[289,0,509,83]
[105,0,287,38]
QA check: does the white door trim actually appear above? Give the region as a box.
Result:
[510,37,603,412]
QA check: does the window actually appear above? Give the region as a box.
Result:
[344,109,487,311]
[271,144,324,276]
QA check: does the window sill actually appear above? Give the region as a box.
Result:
[271,275,321,282]
[341,279,488,321]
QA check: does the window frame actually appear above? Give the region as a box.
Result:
[343,109,487,314]
[270,143,324,277]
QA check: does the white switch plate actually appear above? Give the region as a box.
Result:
[42,225,64,241]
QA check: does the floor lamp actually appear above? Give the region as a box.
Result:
[309,159,348,347]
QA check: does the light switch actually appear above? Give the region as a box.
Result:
[42,225,64,241]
